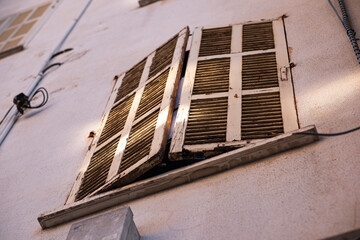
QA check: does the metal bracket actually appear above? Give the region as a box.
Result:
[280,62,295,81]
[280,66,289,81]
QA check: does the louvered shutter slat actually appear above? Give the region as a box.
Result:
[241,92,283,140]
[97,94,135,147]
[242,22,275,51]
[193,58,230,94]
[170,18,298,161]
[67,28,189,203]
[148,35,178,78]
[108,28,189,189]
[76,137,120,201]
[199,26,232,57]
[73,73,138,201]
[184,97,228,145]
[115,59,146,102]
[135,69,169,119]
[119,109,159,173]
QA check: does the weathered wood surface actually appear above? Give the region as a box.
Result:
[197,48,276,62]
[39,125,318,229]
[149,27,189,157]
[107,53,154,181]
[169,27,202,160]
[105,27,189,189]
[227,55,242,141]
[273,19,299,132]
[65,75,125,204]
[170,18,298,161]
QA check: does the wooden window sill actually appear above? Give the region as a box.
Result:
[38,125,319,229]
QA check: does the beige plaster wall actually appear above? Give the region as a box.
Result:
[0,0,359,239]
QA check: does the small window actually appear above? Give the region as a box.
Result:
[0,1,57,59]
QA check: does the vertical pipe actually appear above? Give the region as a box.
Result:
[0,0,94,146]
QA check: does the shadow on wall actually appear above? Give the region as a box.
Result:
[321,228,360,240]
[23,104,54,119]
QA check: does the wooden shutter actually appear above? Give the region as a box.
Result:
[170,18,298,161]
[67,27,189,203]
[0,1,55,59]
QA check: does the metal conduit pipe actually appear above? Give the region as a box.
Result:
[338,0,360,64]
[0,0,94,146]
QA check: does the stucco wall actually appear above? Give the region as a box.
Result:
[0,0,359,239]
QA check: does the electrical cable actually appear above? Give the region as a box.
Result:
[328,0,360,63]
[41,63,62,75]
[294,1,360,137]
[11,87,49,116]
[0,107,13,126]
[294,125,360,137]
[50,48,73,60]
[0,87,49,125]
[28,87,49,109]
[328,0,344,26]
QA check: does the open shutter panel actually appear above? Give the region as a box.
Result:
[66,27,189,203]
[0,2,54,58]
[170,18,298,161]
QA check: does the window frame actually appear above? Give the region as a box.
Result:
[38,18,320,229]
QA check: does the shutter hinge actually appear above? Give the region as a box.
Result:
[87,131,96,150]
[280,62,295,81]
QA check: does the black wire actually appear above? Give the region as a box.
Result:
[0,87,48,126]
[328,0,360,63]
[337,0,360,63]
[0,39,67,127]
[294,125,360,137]
[50,48,73,60]
[0,106,13,126]
[328,0,345,26]
[28,87,49,109]
[42,63,62,75]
